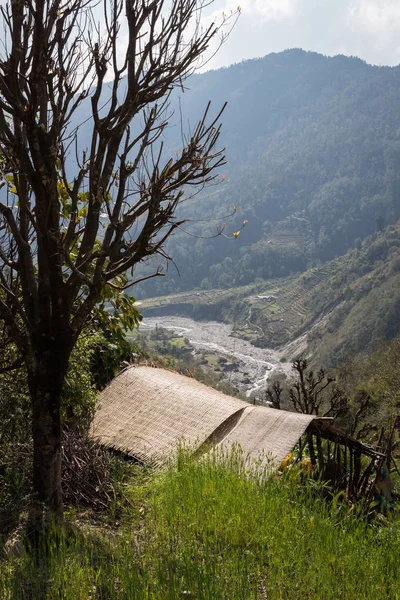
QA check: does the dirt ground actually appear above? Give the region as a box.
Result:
[140,316,296,398]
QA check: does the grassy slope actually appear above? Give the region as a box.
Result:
[2,449,399,599]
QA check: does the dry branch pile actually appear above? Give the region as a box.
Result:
[61,428,129,511]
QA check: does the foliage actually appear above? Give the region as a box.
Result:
[364,337,400,417]
[0,332,101,533]
[91,291,142,390]
[0,353,31,535]
[1,448,400,599]
[62,332,101,428]
[334,335,400,442]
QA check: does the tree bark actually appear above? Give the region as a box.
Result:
[28,343,70,518]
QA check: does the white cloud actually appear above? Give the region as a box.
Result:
[210,0,299,24]
[348,0,400,33]
[240,0,298,22]
[347,0,400,60]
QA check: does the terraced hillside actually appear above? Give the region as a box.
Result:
[140,265,338,349]
[233,264,337,348]
[139,223,400,366]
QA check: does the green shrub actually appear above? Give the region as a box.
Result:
[0,332,102,534]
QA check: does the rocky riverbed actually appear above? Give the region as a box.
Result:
[139,316,295,397]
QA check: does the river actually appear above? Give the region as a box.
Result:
[139,316,295,397]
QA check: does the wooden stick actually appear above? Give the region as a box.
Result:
[347,447,353,499]
[308,432,317,467]
[358,456,375,498]
[353,448,362,493]
[365,456,385,511]
[316,432,324,469]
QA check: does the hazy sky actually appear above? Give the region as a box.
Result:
[202,0,400,70]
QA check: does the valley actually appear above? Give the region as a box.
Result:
[136,221,400,383]
[136,316,294,398]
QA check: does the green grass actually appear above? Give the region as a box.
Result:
[202,352,221,367]
[1,448,400,599]
[168,336,186,349]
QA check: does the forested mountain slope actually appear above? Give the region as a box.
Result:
[130,49,400,297]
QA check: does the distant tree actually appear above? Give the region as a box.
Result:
[266,359,348,419]
[289,359,348,418]
[0,0,238,519]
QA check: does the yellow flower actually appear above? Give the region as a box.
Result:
[281,452,292,470]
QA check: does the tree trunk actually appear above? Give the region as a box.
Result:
[28,345,70,519]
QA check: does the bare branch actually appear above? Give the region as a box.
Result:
[0,2,236,517]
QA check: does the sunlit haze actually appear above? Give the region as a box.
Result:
[195,0,400,70]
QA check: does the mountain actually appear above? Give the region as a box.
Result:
[128,49,400,297]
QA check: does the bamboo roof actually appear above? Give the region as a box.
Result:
[91,366,246,463]
[220,405,316,465]
[92,366,317,466]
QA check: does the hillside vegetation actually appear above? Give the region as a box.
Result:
[141,222,400,367]
[132,49,400,297]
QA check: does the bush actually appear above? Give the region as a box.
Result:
[0,331,109,534]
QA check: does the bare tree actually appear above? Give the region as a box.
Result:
[266,359,348,418]
[289,359,348,418]
[0,0,238,517]
[265,379,283,410]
